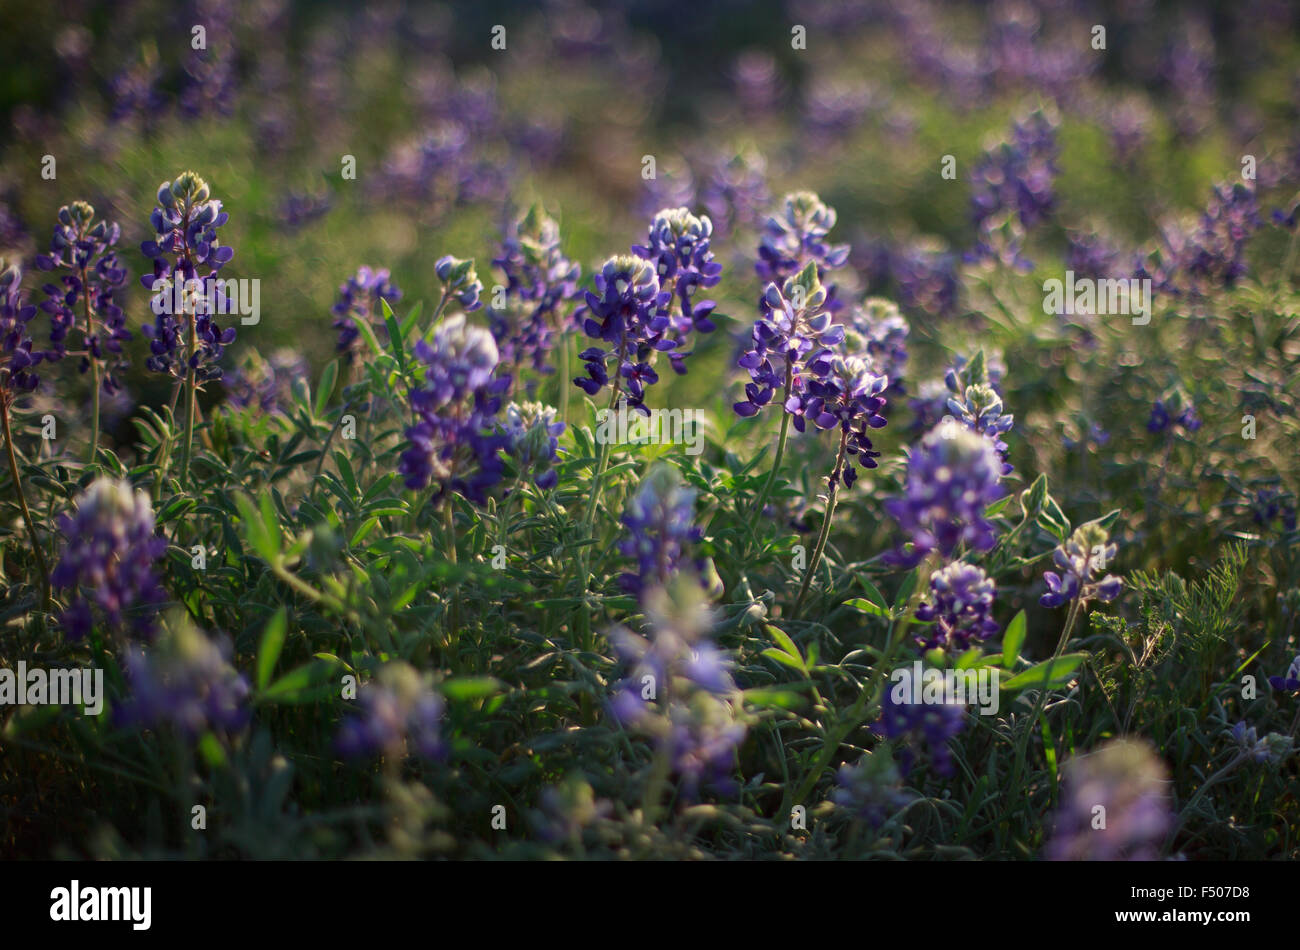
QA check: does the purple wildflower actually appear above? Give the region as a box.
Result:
[884,425,1006,566]
[50,477,168,641]
[140,172,236,382]
[531,778,612,845]
[435,255,484,311]
[1182,183,1260,291]
[399,314,510,504]
[119,619,250,737]
[1146,397,1199,435]
[619,465,703,599]
[336,662,445,762]
[1066,230,1128,281]
[35,202,131,393]
[0,260,41,396]
[280,190,333,230]
[1268,655,1300,693]
[890,240,960,318]
[1246,487,1297,533]
[756,192,851,302]
[178,0,238,118]
[734,262,846,419]
[1230,721,1294,764]
[945,360,1014,475]
[224,348,310,415]
[699,147,769,240]
[488,204,581,374]
[331,266,403,363]
[1040,523,1123,608]
[1046,740,1171,860]
[573,255,671,414]
[632,207,722,358]
[971,108,1060,233]
[874,680,966,776]
[832,753,909,826]
[846,297,909,397]
[785,354,888,488]
[500,401,564,490]
[1136,183,1261,298]
[608,582,746,800]
[914,561,1000,652]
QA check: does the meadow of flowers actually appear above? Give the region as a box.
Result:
[1,0,1299,864]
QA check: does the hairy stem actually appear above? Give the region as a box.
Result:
[752,364,794,522]
[179,306,198,486]
[1,398,51,610]
[791,430,848,620]
[81,265,100,465]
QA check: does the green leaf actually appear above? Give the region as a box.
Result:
[894,569,919,610]
[256,608,288,690]
[741,687,807,709]
[399,299,424,338]
[351,309,385,360]
[984,495,1013,518]
[440,677,502,702]
[857,577,887,609]
[761,648,807,673]
[314,360,339,418]
[234,492,282,562]
[1002,610,1027,669]
[765,624,802,662]
[844,597,889,617]
[381,297,404,372]
[197,732,227,768]
[1000,653,1087,692]
[261,657,345,704]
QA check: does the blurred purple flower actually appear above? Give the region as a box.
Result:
[119,621,250,737]
[51,477,168,641]
[336,662,445,762]
[1046,740,1171,860]
[884,425,1006,566]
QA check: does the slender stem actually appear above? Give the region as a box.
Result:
[430,287,452,326]
[442,499,460,661]
[81,265,100,465]
[580,383,621,541]
[558,337,571,427]
[269,557,360,624]
[89,365,101,464]
[179,307,198,486]
[1,398,50,610]
[641,727,674,827]
[1007,595,1084,802]
[791,430,848,620]
[443,499,457,565]
[752,364,794,521]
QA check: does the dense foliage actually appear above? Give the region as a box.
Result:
[1,0,1299,860]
